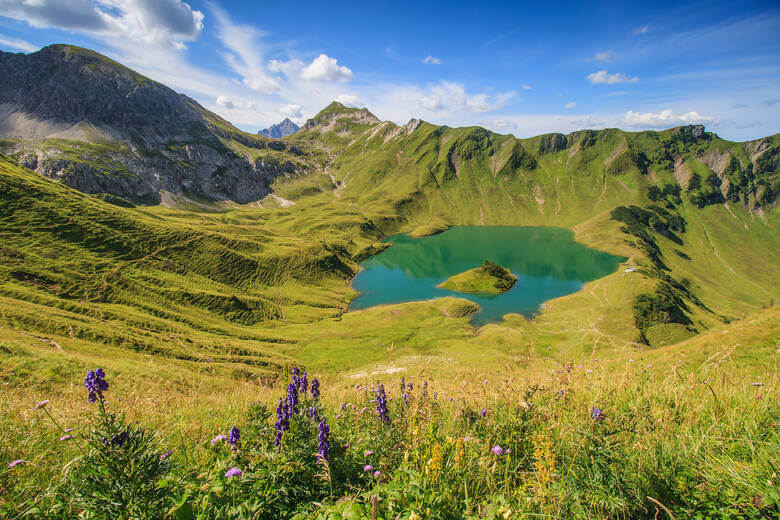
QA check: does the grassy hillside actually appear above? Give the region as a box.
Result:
[1,99,778,518]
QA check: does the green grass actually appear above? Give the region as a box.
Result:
[0,109,778,518]
[438,261,517,294]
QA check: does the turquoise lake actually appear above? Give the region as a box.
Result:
[350,226,625,326]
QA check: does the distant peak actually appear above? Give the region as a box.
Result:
[302,101,379,132]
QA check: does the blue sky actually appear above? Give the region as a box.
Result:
[0,0,778,140]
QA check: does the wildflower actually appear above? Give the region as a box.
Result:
[60,435,73,441]
[318,418,330,460]
[364,450,374,456]
[629,358,634,362]
[84,368,109,403]
[428,443,443,481]
[374,470,381,478]
[363,465,373,472]
[160,450,173,460]
[591,407,603,422]
[225,467,242,479]
[228,426,240,450]
[492,445,504,456]
[400,377,406,392]
[211,434,228,446]
[65,428,73,433]
[299,371,308,394]
[110,431,129,447]
[546,346,551,350]
[480,407,488,417]
[8,459,24,468]
[308,406,319,421]
[483,380,488,385]
[311,378,320,399]
[286,383,299,416]
[402,392,409,405]
[33,399,50,410]
[376,384,389,423]
[274,398,290,447]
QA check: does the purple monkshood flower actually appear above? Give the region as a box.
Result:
[228,426,240,450]
[308,406,319,421]
[60,435,73,441]
[225,467,242,479]
[363,465,373,472]
[286,383,299,416]
[591,407,603,422]
[33,399,50,410]
[299,371,308,394]
[480,407,488,417]
[274,398,290,447]
[84,368,109,404]
[318,418,330,461]
[376,384,389,423]
[8,459,24,468]
[211,434,229,446]
[491,445,504,456]
[160,450,173,460]
[311,378,320,399]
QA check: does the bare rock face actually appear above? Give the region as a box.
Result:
[258,118,300,138]
[0,45,301,204]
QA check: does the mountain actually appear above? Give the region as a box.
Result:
[258,118,300,138]
[0,45,309,203]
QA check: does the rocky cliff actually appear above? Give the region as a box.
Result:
[0,45,305,204]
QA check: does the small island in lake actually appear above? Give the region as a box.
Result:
[438,260,518,294]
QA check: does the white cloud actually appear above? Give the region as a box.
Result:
[211,4,280,93]
[0,34,39,52]
[622,109,715,127]
[565,102,576,109]
[589,50,615,62]
[0,0,204,49]
[216,95,235,109]
[415,82,515,114]
[215,95,254,110]
[301,54,353,82]
[633,25,650,35]
[521,84,532,90]
[335,93,362,107]
[278,103,302,118]
[587,70,639,84]
[422,54,441,65]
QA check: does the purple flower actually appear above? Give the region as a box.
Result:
[308,406,319,421]
[211,434,228,446]
[110,431,129,447]
[492,445,504,456]
[364,450,374,456]
[318,418,330,460]
[373,470,381,478]
[160,450,173,460]
[274,398,290,448]
[591,407,603,422]
[59,435,73,441]
[65,428,73,433]
[363,465,373,472]
[84,368,108,404]
[33,399,49,410]
[299,371,308,394]
[228,426,240,450]
[376,384,389,423]
[480,407,488,417]
[286,383,299,416]
[225,467,242,479]
[8,459,24,468]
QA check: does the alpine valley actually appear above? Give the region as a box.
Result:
[1,44,778,519]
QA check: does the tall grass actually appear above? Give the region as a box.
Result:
[2,352,776,519]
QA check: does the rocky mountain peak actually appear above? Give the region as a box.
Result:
[258,117,300,138]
